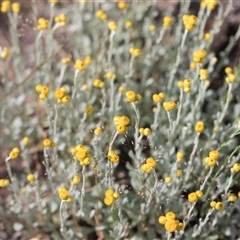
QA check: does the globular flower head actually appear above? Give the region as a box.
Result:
[43,138,55,148]
[195,121,204,133]
[163,101,177,111]
[188,192,198,203]
[108,21,117,31]
[182,14,198,31]
[74,59,86,71]
[228,193,236,202]
[0,179,10,187]
[96,10,107,21]
[193,49,206,64]
[129,47,142,58]
[163,16,173,28]
[58,187,71,200]
[27,174,36,183]
[71,176,81,186]
[0,47,10,59]
[108,150,120,163]
[117,1,129,10]
[85,105,94,116]
[231,163,240,173]
[9,147,20,160]
[37,18,49,31]
[54,14,67,26]
[1,0,10,13]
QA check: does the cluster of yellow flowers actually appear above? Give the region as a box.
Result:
[182,14,198,31]
[93,79,105,88]
[105,72,116,80]
[108,150,120,163]
[1,0,20,13]
[210,201,223,210]
[195,121,205,133]
[95,10,107,21]
[188,190,203,203]
[113,115,130,134]
[204,150,219,167]
[0,179,9,187]
[74,59,86,71]
[152,92,165,103]
[71,176,81,186]
[193,49,207,64]
[0,47,10,59]
[9,147,20,160]
[231,163,240,173]
[71,144,92,166]
[108,21,117,31]
[54,14,67,26]
[27,174,36,184]
[43,138,55,148]
[61,57,71,64]
[141,157,157,173]
[125,91,142,103]
[163,16,173,28]
[178,79,192,93]
[35,84,49,100]
[158,211,184,232]
[129,47,142,58]
[225,67,236,84]
[199,69,209,80]
[37,18,49,31]
[139,127,151,137]
[201,0,218,10]
[58,187,72,201]
[163,101,177,111]
[103,189,119,206]
[54,87,70,103]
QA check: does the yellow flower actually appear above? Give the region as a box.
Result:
[9,147,20,160]
[225,73,236,84]
[105,72,116,80]
[158,216,167,225]
[204,157,217,167]
[54,89,65,100]
[22,137,29,145]
[129,47,142,58]
[0,179,10,187]
[177,222,184,231]
[85,105,94,116]
[165,212,176,220]
[199,69,209,80]
[43,138,54,148]
[231,163,240,173]
[118,86,125,93]
[195,190,203,198]
[61,57,71,64]
[0,47,10,59]
[117,1,129,10]
[204,32,211,41]
[195,121,204,133]
[107,150,120,163]
[146,157,156,168]
[188,192,198,203]
[182,14,198,31]
[149,24,156,31]
[125,20,132,28]
[37,18,49,31]
[54,14,67,26]
[84,56,92,66]
[163,16,173,28]
[71,176,81,186]
[1,0,10,13]
[175,169,182,177]
[210,201,216,208]
[74,59,86,71]
[27,174,36,183]
[96,10,107,21]
[143,128,151,136]
[215,202,223,210]
[164,219,178,232]
[163,101,177,111]
[108,21,117,31]
[228,193,236,202]
[176,151,184,162]
[94,127,102,136]
[209,150,219,160]
[113,192,120,199]
[104,195,114,206]
[225,67,232,74]
[58,187,69,200]
[141,163,153,173]
[193,49,206,64]
[165,176,172,183]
